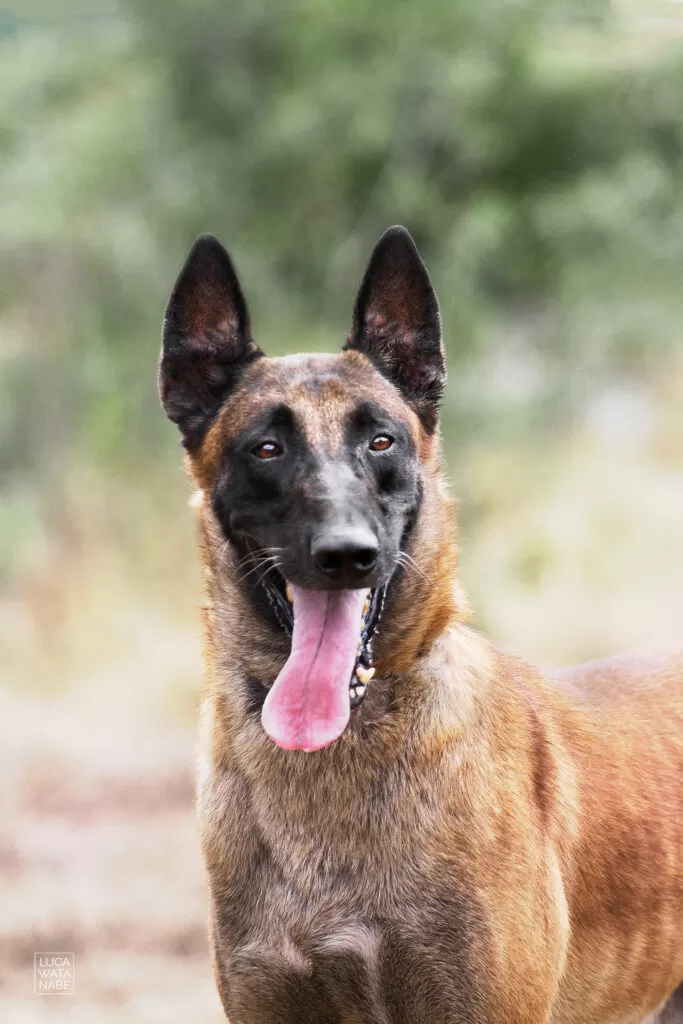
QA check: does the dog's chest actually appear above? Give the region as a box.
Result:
[210,762,489,1023]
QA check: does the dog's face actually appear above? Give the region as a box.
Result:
[211,357,420,593]
[160,227,446,751]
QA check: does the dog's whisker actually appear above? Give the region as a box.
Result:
[250,562,282,593]
[397,551,432,584]
[236,546,283,570]
[239,556,281,584]
[217,540,231,572]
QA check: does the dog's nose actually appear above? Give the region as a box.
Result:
[312,528,379,584]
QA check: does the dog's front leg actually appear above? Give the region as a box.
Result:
[209,909,341,1024]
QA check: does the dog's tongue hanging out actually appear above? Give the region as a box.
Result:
[261,585,369,752]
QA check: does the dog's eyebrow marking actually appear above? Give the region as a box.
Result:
[226,402,298,450]
[347,400,401,429]
[254,402,296,433]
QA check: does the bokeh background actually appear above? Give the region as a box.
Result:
[2,1,683,1019]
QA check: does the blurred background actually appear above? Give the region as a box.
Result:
[1,0,682,1019]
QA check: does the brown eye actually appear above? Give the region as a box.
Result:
[370,434,393,452]
[252,441,282,460]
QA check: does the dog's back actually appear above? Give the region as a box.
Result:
[557,647,683,702]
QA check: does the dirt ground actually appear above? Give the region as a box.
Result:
[0,680,224,1023]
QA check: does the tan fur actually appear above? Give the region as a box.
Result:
[182,353,682,1023]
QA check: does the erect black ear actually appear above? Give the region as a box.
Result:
[159,234,263,448]
[344,226,445,432]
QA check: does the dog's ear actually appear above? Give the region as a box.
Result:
[345,226,445,432]
[159,234,263,448]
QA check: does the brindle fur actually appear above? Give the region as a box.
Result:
[161,230,683,1023]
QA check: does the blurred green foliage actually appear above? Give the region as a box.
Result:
[2,0,683,582]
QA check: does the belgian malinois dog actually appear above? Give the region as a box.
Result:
[159,227,683,1023]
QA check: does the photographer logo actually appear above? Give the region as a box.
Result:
[34,953,75,995]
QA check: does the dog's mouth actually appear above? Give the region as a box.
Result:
[258,572,386,752]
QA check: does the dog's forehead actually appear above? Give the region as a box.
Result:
[221,350,416,444]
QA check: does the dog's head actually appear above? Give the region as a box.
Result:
[160,227,447,751]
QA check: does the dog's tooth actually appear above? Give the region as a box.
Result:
[363,598,370,617]
[285,583,293,603]
[356,666,375,686]
[355,684,366,697]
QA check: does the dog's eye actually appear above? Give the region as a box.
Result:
[251,441,282,460]
[369,434,393,452]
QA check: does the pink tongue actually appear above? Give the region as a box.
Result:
[261,585,369,752]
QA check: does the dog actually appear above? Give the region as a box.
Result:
[159,226,683,1023]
